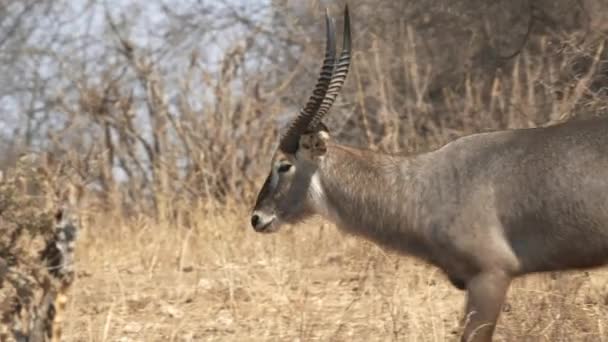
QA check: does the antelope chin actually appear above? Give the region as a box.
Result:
[254,218,280,233]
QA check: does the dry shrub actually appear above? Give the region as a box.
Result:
[0,159,79,342]
[4,1,603,218]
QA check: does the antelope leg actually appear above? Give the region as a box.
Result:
[461,271,511,342]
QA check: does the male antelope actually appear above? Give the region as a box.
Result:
[250,6,608,342]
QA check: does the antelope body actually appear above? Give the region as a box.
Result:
[250,6,608,341]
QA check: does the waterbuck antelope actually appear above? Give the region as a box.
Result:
[250,5,608,342]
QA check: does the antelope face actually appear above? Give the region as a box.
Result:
[249,5,351,233]
[250,151,317,233]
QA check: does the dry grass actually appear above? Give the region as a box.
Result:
[61,207,608,342]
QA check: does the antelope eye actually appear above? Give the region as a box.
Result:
[277,164,292,173]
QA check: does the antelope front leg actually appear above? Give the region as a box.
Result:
[461,271,511,342]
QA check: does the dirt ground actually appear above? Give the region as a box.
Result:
[62,211,608,341]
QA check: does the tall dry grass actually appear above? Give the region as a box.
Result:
[61,206,608,341]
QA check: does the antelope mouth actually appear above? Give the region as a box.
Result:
[251,213,279,233]
[254,220,279,233]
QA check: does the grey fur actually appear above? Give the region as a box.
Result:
[251,117,608,341]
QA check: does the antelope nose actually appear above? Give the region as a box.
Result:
[251,214,260,228]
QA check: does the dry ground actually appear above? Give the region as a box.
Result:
[62,208,608,341]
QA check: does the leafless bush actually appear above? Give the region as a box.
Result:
[0,159,79,341]
[0,0,606,220]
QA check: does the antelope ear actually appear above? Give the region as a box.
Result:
[297,129,330,161]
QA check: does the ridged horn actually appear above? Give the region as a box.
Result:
[309,4,352,130]
[279,9,337,154]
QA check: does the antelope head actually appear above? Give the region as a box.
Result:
[250,6,351,233]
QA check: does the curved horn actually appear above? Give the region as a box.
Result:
[309,5,352,130]
[279,10,337,154]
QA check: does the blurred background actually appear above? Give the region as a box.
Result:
[2,0,608,215]
[2,1,608,340]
